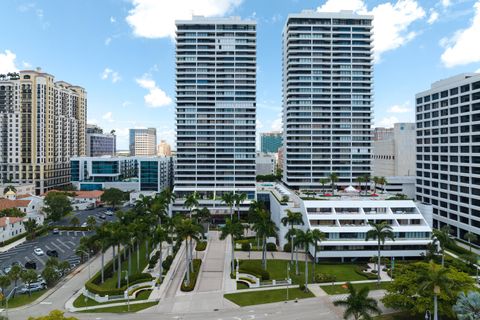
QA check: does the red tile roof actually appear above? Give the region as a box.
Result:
[0,199,31,211]
[0,217,24,227]
[74,190,104,199]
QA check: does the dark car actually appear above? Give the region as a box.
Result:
[25,261,37,270]
[46,250,59,258]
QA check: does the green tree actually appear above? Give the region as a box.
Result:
[100,188,124,210]
[233,193,247,221]
[184,192,200,219]
[195,207,211,237]
[20,269,38,296]
[355,176,364,193]
[281,209,304,265]
[24,218,38,239]
[86,216,96,230]
[334,282,381,320]
[371,176,380,193]
[70,216,80,227]
[252,209,278,270]
[3,185,16,194]
[58,261,70,277]
[432,225,453,267]
[329,172,339,194]
[319,178,328,194]
[221,192,235,220]
[365,221,395,285]
[363,174,370,194]
[153,225,170,282]
[311,229,326,277]
[43,192,72,221]
[28,310,79,320]
[8,264,22,293]
[0,207,25,218]
[176,218,202,285]
[42,266,60,286]
[464,232,478,253]
[220,218,244,274]
[378,177,387,193]
[294,229,315,290]
[382,261,474,319]
[0,275,11,297]
[454,291,480,320]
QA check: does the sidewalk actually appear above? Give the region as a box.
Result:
[235,251,310,261]
[0,236,26,252]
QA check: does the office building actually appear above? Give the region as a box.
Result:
[71,156,172,193]
[86,124,116,157]
[174,16,257,214]
[282,11,373,189]
[129,128,156,156]
[0,70,86,194]
[416,73,480,239]
[373,127,394,141]
[157,140,172,157]
[256,153,276,176]
[260,131,283,153]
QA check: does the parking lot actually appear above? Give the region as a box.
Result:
[0,229,93,277]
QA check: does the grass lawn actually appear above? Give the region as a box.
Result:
[320,281,390,295]
[235,237,262,251]
[374,312,411,319]
[239,260,367,284]
[225,288,314,306]
[236,282,250,290]
[100,242,152,289]
[73,289,153,308]
[1,289,47,308]
[79,301,157,313]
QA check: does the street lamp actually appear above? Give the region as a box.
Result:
[425,310,431,320]
[122,270,130,312]
[78,250,91,279]
[292,234,298,275]
[285,263,290,303]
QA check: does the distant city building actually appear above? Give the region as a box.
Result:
[260,132,283,153]
[0,183,36,196]
[277,146,285,172]
[0,70,86,194]
[256,153,276,176]
[173,16,256,215]
[373,127,394,141]
[71,156,172,193]
[416,73,480,240]
[282,11,373,189]
[129,128,156,156]
[86,124,116,157]
[157,140,172,157]
[115,150,130,157]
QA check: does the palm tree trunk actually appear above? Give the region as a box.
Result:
[117,244,122,289]
[137,242,140,272]
[305,245,308,289]
[128,246,132,275]
[377,240,381,286]
[313,246,317,278]
[231,235,235,274]
[295,245,299,275]
[434,294,438,320]
[290,225,294,264]
[101,250,105,283]
[441,252,445,267]
[112,245,116,273]
[159,241,163,281]
[185,239,190,285]
[262,236,266,270]
[189,237,194,272]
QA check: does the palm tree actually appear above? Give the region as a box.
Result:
[252,209,278,270]
[234,193,247,221]
[220,218,244,274]
[221,192,235,219]
[378,176,387,193]
[0,275,11,298]
[184,192,200,219]
[419,261,451,320]
[20,269,38,297]
[371,176,380,193]
[365,221,395,285]
[355,176,364,193]
[153,225,169,282]
[294,229,315,290]
[432,225,452,267]
[453,291,480,320]
[86,216,96,230]
[363,174,370,194]
[176,218,202,275]
[70,216,80,227]
[195,207,211,237]
[24,218,37,239]
[319,178,328,194]
[333,282,381,320]
[464,232,478,253]
[311,229,326,277]
[3,185,16,194]
[329,172,339,194]
[280,210,304,265]
[8,264,22,295]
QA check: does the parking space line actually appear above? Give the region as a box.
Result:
[56,239,71,250]
[51,242,65,253]
[68,241,76,247]
[24,256,30,262]
[45,245,54,251]
[32,254,46,266]
[82,232,86,236]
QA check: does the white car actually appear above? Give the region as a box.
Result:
[33,248,44,256]
[81,222,88,228]
[105,210,114,216]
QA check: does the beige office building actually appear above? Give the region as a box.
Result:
[0,70,86,194]
[129,128,156,156]
[157,140,172,157]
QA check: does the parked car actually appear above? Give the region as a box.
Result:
[33,248,44,256]
[46,250,58,258]
[25,261,37,270]
[81,222,87,228]
[3,266,12,274]
[99,214,107,220]
[105,210,114,216]
[19,283,45,294]
[52,228,59,234]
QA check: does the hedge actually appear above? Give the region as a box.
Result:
[238,264,270,281]
[266,243,277,252]
[445,242,472,256]
[51,226,89,231]
[195,241,207,251]
[148,251,160,269]
[315,273,337,283]
[86,272,153,296]
[162,255,174,271]
[180,259,202,292]
[0,232,27,247]
[354,265,378,280]
[241,243,251,251]
[283,243,292,253]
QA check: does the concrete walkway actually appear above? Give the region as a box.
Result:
[235,250,310,261]
[455,240,480,255]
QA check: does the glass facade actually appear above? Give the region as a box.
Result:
[261,133,283,153]
[140,161,158,191]
[91,161,118,174]
[71,160,79,181]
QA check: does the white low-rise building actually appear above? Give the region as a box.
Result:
[0,217,26,243]
[264,183,433,261]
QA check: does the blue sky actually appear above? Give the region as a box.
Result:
[1,0,480,150]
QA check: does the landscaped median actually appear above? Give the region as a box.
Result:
[225,287,314,306]
[78,301,158,313]
[180,259,202,292]
[319,281,390,295]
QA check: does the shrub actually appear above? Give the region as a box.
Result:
[241,243,251,251]
[148,253,159,269]
[315,273,337,283]
[162,255,174,271]
[180,259,202,292]
[51,226,88,231]
[283,242,292,253]
[239,264,270,281]
[354,265,378,280]
[299,284,306,291]
[371,270,378,274]
[195,241,207,251]
[266,243,277,252]
[281,195,289,203]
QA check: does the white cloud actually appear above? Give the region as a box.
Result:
[375,116,399,127]
[428,10,439,24]
[22,61,31,68]
[135,75,172,108]
[126,0,243,39]
[271,116,282,131]
[102,112,114,123]
[101,68,121,83]
[105,37,112,46]
[0,50,18,73]
[88,118,98,125]
[441,0,451,8]
[476,68,480,73]
[317,0,426,62]
[122,101,132,107]
[440,1,480,68]
[388,103,412,113]
[110,16,116,23]
[256,119,263,130]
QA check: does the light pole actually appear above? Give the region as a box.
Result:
[285,263,290,303]
[425,310,431,320]
[122,270,130,312]
[292,234,298,275]
[78,250,91,279]
[391,256,395,281]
